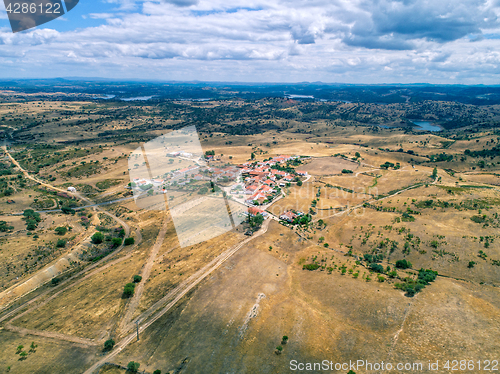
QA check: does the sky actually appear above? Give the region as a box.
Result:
[1,0,500,83]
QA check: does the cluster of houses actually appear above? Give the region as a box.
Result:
[234,155,308,206]
[130,153,310,226]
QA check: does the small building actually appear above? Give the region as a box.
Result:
[296,170,308,176]
[67,186,77,192]
[248,207,268,217]
[280,210,298,222]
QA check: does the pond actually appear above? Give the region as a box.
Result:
[411,121,441,132]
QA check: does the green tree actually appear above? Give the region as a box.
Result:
[111,237,123,248]
[124,237,135,245]
[133,275,142,283]
[56,239,67,248]
[249,213,264,228]
[468,261,476,268]
[251,152,255,160]
[55,226,67,235]
[123,283,135,298]
[103,339,115,352]
[395,259,412,269]
[91,232,104,244]
[431,167,438,180]
[19,351,28,360]
[282,335,288,344]
[16,345,24,354]
[61,206,76,215]
[370,263,385,273]
[127,361,140,372]
[296,180,302,186]
[153,371,162,374]
[29,342,37,352]
[275,345,283,355]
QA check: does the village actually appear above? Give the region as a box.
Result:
[129,152,310,226]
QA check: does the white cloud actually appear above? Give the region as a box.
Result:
[0,0,499,83]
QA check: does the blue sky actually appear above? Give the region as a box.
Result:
[1,0,500,83]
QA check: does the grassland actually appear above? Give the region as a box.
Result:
[0,93,499,373]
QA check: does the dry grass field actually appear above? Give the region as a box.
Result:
[1,96,500,374]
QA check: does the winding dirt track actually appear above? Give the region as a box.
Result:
[0,147,142,342]
[83,218,271,374]
[118,213,170,335]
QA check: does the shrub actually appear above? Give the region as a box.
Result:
[303,263,320,271]
[111,237,123,248]
[468,261,476,268]
[123,283,135,298]
[395,259,412,269]
[51,277,61,286]
[133,275,142,283]
[369,263,385,273]
[401,212,415,222]
[56,239,66,248]
[61,206,76,215]
[377,275,385,282]
[418,269,438,284]
[388,270,398,278]
[124,237,135,245]
[91,232,104,244]
[55,226,67,235]
[103,339,115,352]
[153,371,162,374]
[341,169,353,174]
[430,240,439,248]
[127,361,140,372]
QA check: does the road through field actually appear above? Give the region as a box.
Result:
[83,218,271,374]
[118,213,170,335]
[0,147,140,323]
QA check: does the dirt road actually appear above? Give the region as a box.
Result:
[118,214,170,334]
[83,218,271,374]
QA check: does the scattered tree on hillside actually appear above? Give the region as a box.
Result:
[91,232,104,244]
[55,226,67,235]
[127,361,140,372]
[123,283,135,298]
[431,167,438,180]
[103,339,115,352]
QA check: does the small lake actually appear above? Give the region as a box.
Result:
[286,94,314,99]
[94,94,116,100]
[411,121,441,132]
[121,96,155,101]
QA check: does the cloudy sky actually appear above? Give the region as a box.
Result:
[1,0,500,83]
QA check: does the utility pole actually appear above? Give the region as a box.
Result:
[135,320,140,341]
